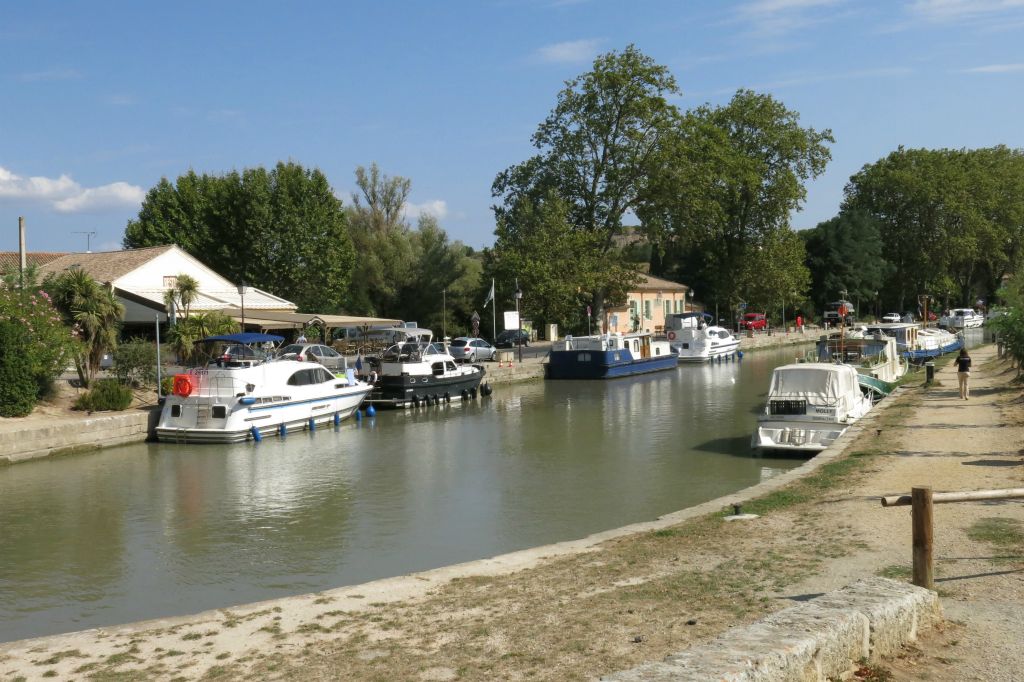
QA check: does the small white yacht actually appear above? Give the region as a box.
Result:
[939,308,984,329]
[664,312,740,362]
[752,363,872,453]
[156,333,372,443]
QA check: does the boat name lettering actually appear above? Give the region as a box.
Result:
[190,369,208,376]
[813,407,836,415]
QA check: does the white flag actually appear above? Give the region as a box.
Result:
[483,279,495,308]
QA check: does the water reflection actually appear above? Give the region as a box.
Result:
[1,346,807,642]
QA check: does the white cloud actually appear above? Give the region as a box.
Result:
[733,0,847,36]
[957,62,1024,73]
[404,200,448,220]
[16,68,81,82]
[0,165,144,214]
[535,39,601,64]
[909,0,1024,22]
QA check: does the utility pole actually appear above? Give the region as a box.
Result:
[73,231,97,253]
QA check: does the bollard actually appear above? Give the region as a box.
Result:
[911,486,934,589]
[925,361,935,384]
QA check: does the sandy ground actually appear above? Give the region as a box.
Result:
[1,343,1020,681]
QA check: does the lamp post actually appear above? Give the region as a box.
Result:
[236,281,248,331]
[687,289,694,313]
[515,282,523,363]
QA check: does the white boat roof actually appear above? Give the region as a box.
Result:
[769,363,861,401]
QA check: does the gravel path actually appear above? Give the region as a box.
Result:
[787,344,1024,680]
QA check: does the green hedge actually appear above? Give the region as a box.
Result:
[0,320,39,417]
[74,379,133,412]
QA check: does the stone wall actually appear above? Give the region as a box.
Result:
[0,408,157,465]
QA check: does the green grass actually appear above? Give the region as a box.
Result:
[877,564,912,580]
[738,450,880,516]
[967,518,1024,548]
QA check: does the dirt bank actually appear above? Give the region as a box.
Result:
[1,345,1020,681]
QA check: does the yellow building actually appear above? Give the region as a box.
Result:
[606,273,694,334]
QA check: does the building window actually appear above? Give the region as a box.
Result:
[664,301,670,317]
[644,300,652,320]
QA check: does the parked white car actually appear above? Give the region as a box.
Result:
[881,313,901,323]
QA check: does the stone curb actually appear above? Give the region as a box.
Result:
[601,577,942,681]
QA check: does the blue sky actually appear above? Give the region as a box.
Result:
[2,0,1023,254]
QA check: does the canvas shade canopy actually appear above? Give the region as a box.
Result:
[768,363,861,404]
[220,308,400,331]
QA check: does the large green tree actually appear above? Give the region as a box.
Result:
[491,45,678,318]
[484,192,637,334]
[843,146,1024,311]
[124,161,355,313]
[647,90,832,318]
[801,209,893,317]
[345,163,415,316]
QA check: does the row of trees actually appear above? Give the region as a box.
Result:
[485,46,828,327]
[125,162,481,334]
[117,46,1022,336]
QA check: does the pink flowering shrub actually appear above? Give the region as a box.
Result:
[0,287,74,404]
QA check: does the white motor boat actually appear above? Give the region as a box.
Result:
[665,312,740,362]
[156,333,372,443]
[752,363,873,453]
[939,308,984,329]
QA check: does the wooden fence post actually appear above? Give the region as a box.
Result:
[911,486,934,589]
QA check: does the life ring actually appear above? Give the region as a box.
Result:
[173,374,193,397]
[667,331,677,341]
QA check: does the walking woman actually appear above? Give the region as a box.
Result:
[956,348,972,400]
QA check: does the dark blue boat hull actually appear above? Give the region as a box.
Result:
[546,350,678,380]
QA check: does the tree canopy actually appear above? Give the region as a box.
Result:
[843,145,1024,311]
[124,161,355,313]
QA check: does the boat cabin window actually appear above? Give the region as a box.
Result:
[432,362,445,376]
[577,352,592,362]
[445,361,457,373]
[287,368,334,386]
[212,405,227,419]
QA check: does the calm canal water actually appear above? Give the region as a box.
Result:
[1,345,834,642]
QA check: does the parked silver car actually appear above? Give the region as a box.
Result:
[276,343,347,370]
[449,337,496,362]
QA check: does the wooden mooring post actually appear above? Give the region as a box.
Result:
[881,487,1024,590]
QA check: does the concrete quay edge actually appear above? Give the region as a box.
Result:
[0,408,158,465]
[601,577,941,681]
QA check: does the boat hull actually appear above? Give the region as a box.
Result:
[546,352,678,379]
[156,385,371,444]
[751,420,850,453]
[367,367,484,408]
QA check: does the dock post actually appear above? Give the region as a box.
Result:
[911,486,934,589]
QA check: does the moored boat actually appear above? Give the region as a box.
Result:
[665,312,740,362]
[862,322,962,362]
[366,328,486,408]
[751,362,873,453]
[156,333,372,443]
[546,331,676,379]
[817,332,907,401]
[939,308,984,329]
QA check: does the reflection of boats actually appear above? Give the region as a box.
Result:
[862,323,962,362]
[156,333,372,443]
[367,328,486,408]
[665,312,740,362]
[817,333,907,401]
[546,331,677,379]
[752,363,873,453]
[939,308,984,329]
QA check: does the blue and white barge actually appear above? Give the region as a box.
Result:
[546,331,677,380]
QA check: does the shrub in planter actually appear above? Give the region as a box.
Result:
[160,375,174,397]
[74,379,133,412]
[0,320,39,417]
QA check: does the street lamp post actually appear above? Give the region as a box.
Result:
[515,283,523,363]
[687,289,694,313]
[236,281,248,331]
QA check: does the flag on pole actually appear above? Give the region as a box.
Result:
[483,279,495,308]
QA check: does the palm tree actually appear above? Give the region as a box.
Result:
[175,274,199,320]
[47,269,125,387]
